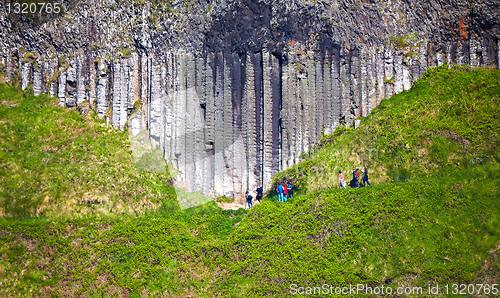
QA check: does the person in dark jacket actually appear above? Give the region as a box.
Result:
[245,191,253,208]
[256,186,263,202]
[287,182,293,199]
[362,167,371,186]
[352,168,360,188]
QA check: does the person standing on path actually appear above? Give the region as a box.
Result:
[256,186,263,203]
[245,191,253,209]
[283,183,288,201]
[276,184,284,202]
[352,168,360,188]
[362,167,371,186]
[287,182,293,199]
[339,171,346,189]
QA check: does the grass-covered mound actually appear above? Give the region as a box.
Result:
[0,84,176,218]
[273,66,500,194]
[0,202,245,296]
[215,164,500,296]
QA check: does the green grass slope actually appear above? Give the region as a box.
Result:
[0,84,176,218]
[215,165,499,296]
[273,66,500,194]
[0,67,499,297]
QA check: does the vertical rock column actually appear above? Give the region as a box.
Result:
[323,52,333,134]
[287,50,301,165]
[315,52,324,135]
[194,53,206,193]
[384,47,394,99]
[393,52,403,94]
[212,51,235,196]
[204,52,215,196]
[47,59,57,97]
[419,44,428,80]
[33,61,43,96]
[21,62,31,90]
[469,38,480,68]
[119,58,129,130]
[331,49,341,128]
[350,49,360,119]
[231,52,243,196]
[89,57,97,105]
[244,52,258,194]
[112,60,121,129]
[252,52,263,188]
[367,49,378,114]
[340,47,351,124]
[402,57,412,91]
[58,66,67,107]
[359,48,369,117]
[164,51,174,164]
[222,52,234,195]
[76,57,86,105]
[262,50,274,190]
[213,52,224,195]
[131,53,141,107]
[174,53,187,185]
[5,53,12,83]
[96,60,108,119]
[456,42,467,65]
[376,48,385,104]
[306,51,317,147]
[185,53,197,192]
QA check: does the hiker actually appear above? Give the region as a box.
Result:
[256,186,263,203]
[338,171,346,189]
[287,182,293,199]
[245,191,253,209]
[276,184,284,202]
[362,167,371,186]
[283,183,288,201]
[352,168,360,188]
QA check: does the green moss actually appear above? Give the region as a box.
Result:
[21,52,36,64]
[0,84,176,219]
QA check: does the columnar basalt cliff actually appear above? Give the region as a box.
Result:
[1,0,499,198]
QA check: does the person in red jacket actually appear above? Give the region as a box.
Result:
[283,183,288,201]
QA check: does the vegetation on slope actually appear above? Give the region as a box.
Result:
[0,66,499,297]
[0,84,176,219]
[272,66,500,194]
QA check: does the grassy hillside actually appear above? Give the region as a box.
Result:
[0,85,176,218]
[0,66,499,297]
[272,66,500,194]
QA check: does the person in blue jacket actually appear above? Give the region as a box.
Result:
[276,184,284,202]
[287,182,293,199]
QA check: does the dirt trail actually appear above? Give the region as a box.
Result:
[216,199,261,210]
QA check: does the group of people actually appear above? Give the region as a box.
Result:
[276,182,293,202]
[338,167,371,189]
[244,182,294,208]
[245,186,264,209]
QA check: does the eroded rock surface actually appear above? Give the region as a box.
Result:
[1,0,499,197]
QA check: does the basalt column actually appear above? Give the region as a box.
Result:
[243,52,259,194]
[262,50,281,191]
[231,52,243,196]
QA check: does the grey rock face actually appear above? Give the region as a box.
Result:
[2,0,499,198]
